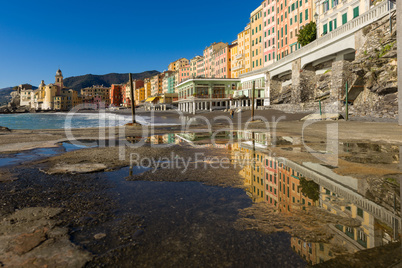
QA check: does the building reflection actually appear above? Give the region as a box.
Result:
[232,131,401,265]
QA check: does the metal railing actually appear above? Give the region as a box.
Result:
[241,0,394,77]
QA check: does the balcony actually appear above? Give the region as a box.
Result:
[232,64,244,71]
[235,53,244,60]
[179,94,233,100]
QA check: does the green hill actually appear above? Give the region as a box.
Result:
[0,87,13,106]
[63,70,160,91]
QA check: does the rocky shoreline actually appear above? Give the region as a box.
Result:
[0,111,401,267]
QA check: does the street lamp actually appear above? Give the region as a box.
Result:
[314,12,319,38]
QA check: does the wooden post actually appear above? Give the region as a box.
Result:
[251,81,255,121]
[129,73,136,124]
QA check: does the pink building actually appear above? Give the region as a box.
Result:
[178,64,191,84]
[214,44,232,78]
[203,42,227,78]
[264,155,278,207]
[263,0,277,67]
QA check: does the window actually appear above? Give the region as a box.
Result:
[357,208,364,217]
[300,12,302,23]
[353,6,359,18]
[285,25,287,35]
[342,13,347,25]
[333,18,337,30]
[329,21,333,32]
[332,0,339,8]
[323,1,329,12]
[305,9,308,20]
[323,24,328,34]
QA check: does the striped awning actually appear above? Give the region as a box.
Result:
[145,97,158,102]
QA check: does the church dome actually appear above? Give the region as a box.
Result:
[56,69,62,76]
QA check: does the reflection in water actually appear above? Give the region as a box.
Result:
[124,130,401,265]
[230,131,401,265]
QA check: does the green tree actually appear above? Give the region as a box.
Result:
[299,177,320,202]
[297,21,317,46]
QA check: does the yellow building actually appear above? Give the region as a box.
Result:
[135,87,145,105]
[234,24,251,76]
[144,78,151,99]
[54,89,82,110]
[230,40,239,78]
[250,4,264,71]
[168,58,189,71]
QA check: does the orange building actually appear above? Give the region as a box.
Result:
[123,80,144,107]
[110,84,123,107]
[276,0,314,60]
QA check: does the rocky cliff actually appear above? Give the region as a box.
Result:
[348,14,398,119]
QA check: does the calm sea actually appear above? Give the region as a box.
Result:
[0,112,179,130]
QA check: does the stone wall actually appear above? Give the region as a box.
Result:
[266,15,398,120]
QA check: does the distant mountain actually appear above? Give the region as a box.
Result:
[63,70,160,91]
[0,87,13,106]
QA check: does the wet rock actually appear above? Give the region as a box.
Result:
[0,207,92,267]
[44,163,107,174]
[94,233,106,240]
[133,229,144,238]
[11,228,47,255]
[0,126,10,132]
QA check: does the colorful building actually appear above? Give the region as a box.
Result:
[229,40,239,78]
[250,4,264,70]
[144,78,152,99]
[151,73,164,97]
[168,58,189,71]
[81,85,111,108]
[203,42,228,78]
[232,24,251,77]
[263,0,277,67]
[110,84,123,107]
[178,64,191,84]
[176,78,239,113]
[190,56,203,77]
[134,87,145,105]
[123,80,144,107]
[316,0,371,37]
[214,43,233,78]
[54,89,81,111]
[276,0,314,60]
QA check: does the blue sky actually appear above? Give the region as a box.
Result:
[0,0,260,88]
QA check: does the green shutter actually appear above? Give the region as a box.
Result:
[342,13,347,24]
[334,19,337,29]
[285,25,287,34]
[305,9,308,20]
[300,12,302,23]
[290,18,292,25]
[353,6,359,18]
[329,21,333,32]
[323,24,328,34]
